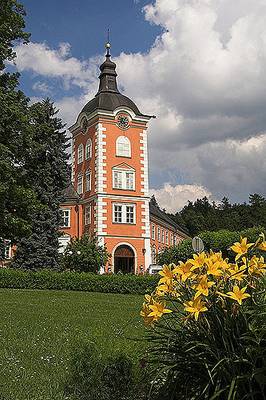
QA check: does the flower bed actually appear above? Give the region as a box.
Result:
[141,234,266,399]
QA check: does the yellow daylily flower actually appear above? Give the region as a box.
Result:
[184,297,208,321]
[209,250,224,263]
[226,286,250,305]
[228,263,247,282]
[158,264,174,285]
[148,301,172,322]
[193,275,215,298]
[230,237,254,260]
[258,241,266,251]
[140,303,154,326]
[156,281,180,297]
[248,256,266,277]
[173,260,194,282]
[189,252,208,271]
[206,260,223,277]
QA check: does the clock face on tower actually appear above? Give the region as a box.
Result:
[117,115,130,130]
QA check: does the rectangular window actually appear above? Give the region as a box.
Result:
[125,172,134,190]
[113,169,135,190]
[171,233,174,246]
[113,171,123,189]
[84,205,91,225]
[166,231,169,245]
[61,209,71,228]
[152,224,155,240]
[174,235,177,246]
[157,227,161,242]
[85,170,91,192]
[126,205,134,223]
[77,174,83,194]
[162,229,165,243]
[113,203,135,224]
[114,204,122,223]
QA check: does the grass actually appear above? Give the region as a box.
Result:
[0,289,145,400]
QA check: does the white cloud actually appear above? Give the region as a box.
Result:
[13,1,266,203]
[150,183,213,213]
[32,81,51,95]
[14,41,100,89]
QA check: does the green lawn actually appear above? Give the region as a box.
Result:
[0,289,145,400]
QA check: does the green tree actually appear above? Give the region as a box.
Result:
[12,100,70,269]
[0,0,38,252]
[61,235,110,273]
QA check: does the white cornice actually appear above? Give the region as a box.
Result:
[69,106,152,133]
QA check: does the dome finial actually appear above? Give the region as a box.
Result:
[105,28,111,56]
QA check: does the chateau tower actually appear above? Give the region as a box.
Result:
[68,43,153,273]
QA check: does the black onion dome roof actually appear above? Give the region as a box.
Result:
[80,46,150,118]
[81,92,143,117]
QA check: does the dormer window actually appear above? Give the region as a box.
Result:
[77,144,84,164]
[116,136,131,157]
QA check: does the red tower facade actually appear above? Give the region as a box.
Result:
[59,45,189,272]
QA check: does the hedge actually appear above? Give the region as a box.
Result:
[158,226,266,265]
[0,269,159,295]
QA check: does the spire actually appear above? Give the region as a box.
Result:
[96,39,120,96]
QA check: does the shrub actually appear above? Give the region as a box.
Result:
[141,234,266,399]
[158,226,266,265]
[65,342,149,400]
[157,239,193,265]
[0,268,159,294]
[60,235,110,273]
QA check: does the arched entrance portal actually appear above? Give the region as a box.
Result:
[114,245,135,274]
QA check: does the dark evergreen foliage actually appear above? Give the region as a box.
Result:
[0,0,38,250]
[168,194,266,236]
[12,100,70,269]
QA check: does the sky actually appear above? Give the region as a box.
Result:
[11,0,266,212]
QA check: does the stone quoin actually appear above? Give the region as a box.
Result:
[59,43,189,273]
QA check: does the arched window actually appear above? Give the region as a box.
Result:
[77,144,84,164]
[116,136,131,157]
[85,138,92,160]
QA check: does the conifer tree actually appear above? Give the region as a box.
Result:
[12,100,70,269]
[0,0,38,251]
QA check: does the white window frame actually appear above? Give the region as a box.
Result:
[112,168,135,190]
[151,224,155,240]
[174,235,177,246]
[61,209,71,228]
[116,136,131,157]
[85,170,91,192]
[77,144,84,164]
[77,173,83,195]
[162,229,165,243]
[171,233,174,246]
[112,203,136,224]
[84,204,91,225]
[166,231,169,245]
[85,138,92,160]
[157,227,161,242]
